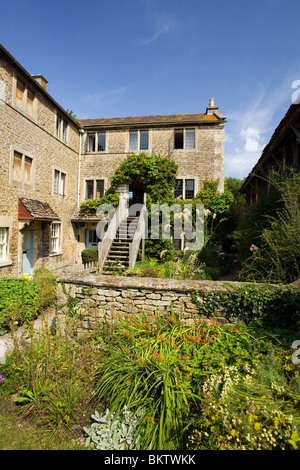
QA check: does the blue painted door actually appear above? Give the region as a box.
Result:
[22,230,33,276]
[85,229,98,249]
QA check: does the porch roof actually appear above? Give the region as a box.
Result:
[18,197,59,221]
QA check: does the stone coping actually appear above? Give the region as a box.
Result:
[58,272,246,293]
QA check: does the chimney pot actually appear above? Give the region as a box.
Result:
[206,97,218,115]
[31,74,48,90]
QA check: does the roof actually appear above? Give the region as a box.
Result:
[71,207,105,222]
[0,43,80,129]
[77,112,225,129]
[18,197,59,221]
[240,102,300,193]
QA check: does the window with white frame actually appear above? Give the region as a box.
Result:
[174,178,195,199]
[174,129,195,149]
[15,78,36,118]
[129,130,149,151]
[12,150,33,186]
[54,169,66,196]
[50,223,61,254]
[86,132,106,152]
[0,228,8,261]
[56,114,68,142]
[85,179,105,200]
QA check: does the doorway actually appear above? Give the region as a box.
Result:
[128,182,144,216]
[22,230,34,276]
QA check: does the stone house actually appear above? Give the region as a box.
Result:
[0,44,226,276]
[240,102,300,203]
[75,106,226,257]
[0,44,81,276]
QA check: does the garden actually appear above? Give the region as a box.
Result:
[0,155,299,450]
[0,278,300,450]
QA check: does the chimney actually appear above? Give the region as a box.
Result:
[206,97,219,115]
[31,74,48,91]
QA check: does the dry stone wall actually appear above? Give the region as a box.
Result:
[57,272,244,336]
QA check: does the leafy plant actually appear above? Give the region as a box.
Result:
[235,170,300,283]
[94,310,263,449]
[110,152,178,203]
[81,247,98,264]
[192,283,300,329]
[80,193,120,212]
[0,277,41,333]
[84,406,143,450]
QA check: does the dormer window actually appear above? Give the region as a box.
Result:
[56,114,68,142]
[15,78,36,118]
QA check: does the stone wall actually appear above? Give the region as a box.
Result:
[0,52,80,276]
[79,124,225,201]
[57,272,244,336]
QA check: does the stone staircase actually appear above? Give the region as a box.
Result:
[102,216,138,274]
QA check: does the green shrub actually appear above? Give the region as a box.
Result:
[236,170,300,283]
[192,283,300,329]
[81,247,98,264]
[0,277,41,333]
[80,193,120,212]
[110,152,178,202]
[33,268,56,309]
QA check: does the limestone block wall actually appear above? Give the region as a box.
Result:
[57,273,243,336]
[79,124,225,201]
[0,53,80,276]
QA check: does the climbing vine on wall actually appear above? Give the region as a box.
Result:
[110,152,178,203]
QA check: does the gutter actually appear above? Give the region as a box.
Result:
[77,128,84,207]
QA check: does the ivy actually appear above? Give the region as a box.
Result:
[80,193,120,213]
[110,152,178,203]
[191,283,300,329]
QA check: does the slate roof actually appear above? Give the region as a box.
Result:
[77,112,224,128]
[19,197,59,221]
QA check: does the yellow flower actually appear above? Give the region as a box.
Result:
[23,273,29,280]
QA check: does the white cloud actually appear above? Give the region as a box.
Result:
[141,22,174,45]
[224,77,296,178]
[241,127,264,153]
[81,86,128,107]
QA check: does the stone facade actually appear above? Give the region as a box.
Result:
[0,46,80,276]
[56,272,243,336]
[78,107,226,202]
[0,44,226,277]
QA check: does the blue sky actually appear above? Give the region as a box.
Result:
[1,0,300,179]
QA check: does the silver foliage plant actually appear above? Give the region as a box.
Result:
[83,406,143,450]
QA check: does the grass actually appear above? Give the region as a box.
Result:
[0,398,86,450]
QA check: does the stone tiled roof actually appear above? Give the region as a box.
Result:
[77,113,222,128]
[19,197,59,221]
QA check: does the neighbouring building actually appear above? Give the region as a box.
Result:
[0,44,226,276]
[240,102,300,203]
